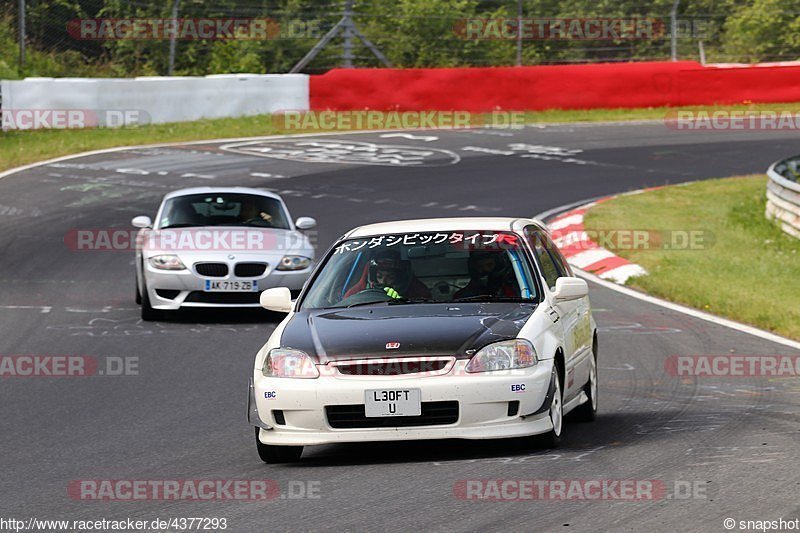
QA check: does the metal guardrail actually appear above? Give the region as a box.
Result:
[766,157,800,239]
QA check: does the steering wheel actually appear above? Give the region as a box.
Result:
[337,288,394,307]
[242,217,273,226]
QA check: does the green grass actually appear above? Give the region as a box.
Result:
[6,101,800,173]
[522,101,800,124]
[0,115,286,172]
[583,175,800,340]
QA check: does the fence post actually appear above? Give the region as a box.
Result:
[168,0,180,75]
[670,0,680,61]
[18,0,26,70]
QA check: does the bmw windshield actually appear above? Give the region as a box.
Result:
[157,193,291,230]
[301,231,539,309]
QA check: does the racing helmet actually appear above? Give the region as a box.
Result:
[368,250,402,288]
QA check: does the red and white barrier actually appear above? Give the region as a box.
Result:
[311,61,800,112]
[6,60,800,130]
[547,200,648,284]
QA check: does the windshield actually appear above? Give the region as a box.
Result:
[157,193,290,229]
[301,231,538,309]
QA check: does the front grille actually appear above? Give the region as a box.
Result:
[234,262,267,277]
[336,359,450,376]
[184,291,261,304]
[326,401,459,429]
[195,263,228,277]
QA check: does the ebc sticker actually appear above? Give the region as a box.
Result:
[264,391,277,400]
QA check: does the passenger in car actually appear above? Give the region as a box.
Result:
[453,251,518,298]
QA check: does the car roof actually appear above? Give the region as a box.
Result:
[163,187,283,201]
[345,217,543,238]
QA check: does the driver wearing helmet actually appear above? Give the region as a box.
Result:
[367,253,404,299]
[453,251,518,299]
[343,250,432,300]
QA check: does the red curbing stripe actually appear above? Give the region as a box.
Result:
[558,238,601,258]
[545,198,647,284]
[550,224,588,243]
[549,209,587,223]
[583,255,632,274]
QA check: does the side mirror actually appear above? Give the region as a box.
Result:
[260,287,293,313]
[131,215,152,229]
[553,277,588,302]
[295,217,317,230]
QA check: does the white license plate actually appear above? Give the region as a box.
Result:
[203,280,257,292]
[364,388,421,417]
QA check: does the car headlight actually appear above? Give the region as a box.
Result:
[276,255,312,271]
[148,254,186,270]
[465,339,538,373]
[262,348,319,378]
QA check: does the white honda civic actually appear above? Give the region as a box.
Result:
[133,187,316,320]
[248,217,597,463]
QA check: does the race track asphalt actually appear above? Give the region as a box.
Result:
[1,122,799,532]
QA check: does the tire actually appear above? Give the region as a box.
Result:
[255,427,303,463]
[537,363,563,448]
[140,278,162,321]
[573,344,598,422]
[135,276,142,305]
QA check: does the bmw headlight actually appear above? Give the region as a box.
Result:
[148,254,186,270]
[465,339,538,373]
[276,255,312,271]
[262,348,319,378]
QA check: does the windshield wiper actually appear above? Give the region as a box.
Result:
[343,296,435,308]
[216,222,277,228]
[343,299,394,309]
[159,223,203,229]
[448,295,535,303]
[387,298,436,305]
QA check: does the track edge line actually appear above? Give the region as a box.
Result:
[535,195,800,351]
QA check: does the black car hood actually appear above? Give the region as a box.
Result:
[280,302,537,363]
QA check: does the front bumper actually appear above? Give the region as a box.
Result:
[251,359,555,446]
[143,263,310,310]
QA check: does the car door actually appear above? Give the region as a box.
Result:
[540,228,592,353]
[524,225,591,401]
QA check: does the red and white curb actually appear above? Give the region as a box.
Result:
[547,199,647,284]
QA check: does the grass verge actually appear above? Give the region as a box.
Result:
[583,175,800,340]
[4,101,800,173]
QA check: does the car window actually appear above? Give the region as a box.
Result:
[535,227,573,277]
[525,226,563,290]
[158,193,290,229]
[301,231,538,309]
